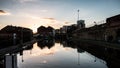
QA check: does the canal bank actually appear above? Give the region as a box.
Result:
[69,37,120,50]
[0,39,36,56]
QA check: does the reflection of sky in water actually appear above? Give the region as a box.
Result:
[17,43,107,68]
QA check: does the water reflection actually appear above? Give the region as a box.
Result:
[37,39,55,49]
[0,39,120,68]
[17,39,107,68]
[0,41,34,68]
[57,39,120,68]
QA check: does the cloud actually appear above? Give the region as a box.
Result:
[0,10,5,13]
[16,0,38,3]
[41,18,59,24]
[43,18,55,21]
[0,10,11,15]
[64,22,70,24]
[40,17,67,29]
[16,13,66,30]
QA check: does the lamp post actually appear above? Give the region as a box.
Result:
[13,33,16,45]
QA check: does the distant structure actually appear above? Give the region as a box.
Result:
[54,10,86,37]
[77,9,85,29]
[73,14,120,42]
[60,26,68,34]
[77,20,85,29]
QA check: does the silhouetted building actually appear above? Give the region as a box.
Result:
[67,24,77,34]
[73,23,107,40]
[37,26,55,39]
[73,14,120,42]
[105,14,120,42]
[55,29,60,34]
[77,20,85,29]
[0,25,33,45]
[60,26,67,34]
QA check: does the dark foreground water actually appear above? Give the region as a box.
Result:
[17,43,107,68]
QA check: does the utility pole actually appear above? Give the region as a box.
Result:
[77,9,79,20]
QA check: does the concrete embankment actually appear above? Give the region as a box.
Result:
[0,39,36,55]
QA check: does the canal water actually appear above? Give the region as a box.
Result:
[17,40,108,68]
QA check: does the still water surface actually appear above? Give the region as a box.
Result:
[17,42,107,68]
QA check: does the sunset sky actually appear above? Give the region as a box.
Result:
[0,0,120,32]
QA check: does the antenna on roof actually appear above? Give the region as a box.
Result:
[77,9,80,20]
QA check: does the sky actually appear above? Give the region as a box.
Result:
[0,0,120,32]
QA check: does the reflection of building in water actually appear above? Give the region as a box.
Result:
[37,39,55,49]
[61,41,68,47]
[61,40,77,49]
[77,47,85,65]
[59,39,86,65]
[19,43,34,62]
[19,50,24,62]
[4,54,18,68]
[77,48,85,53]
[58,39,120,68]
[0,56,4,68]
[77,42,120,68]
[0,38,34,68]
[77,48,85,65]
